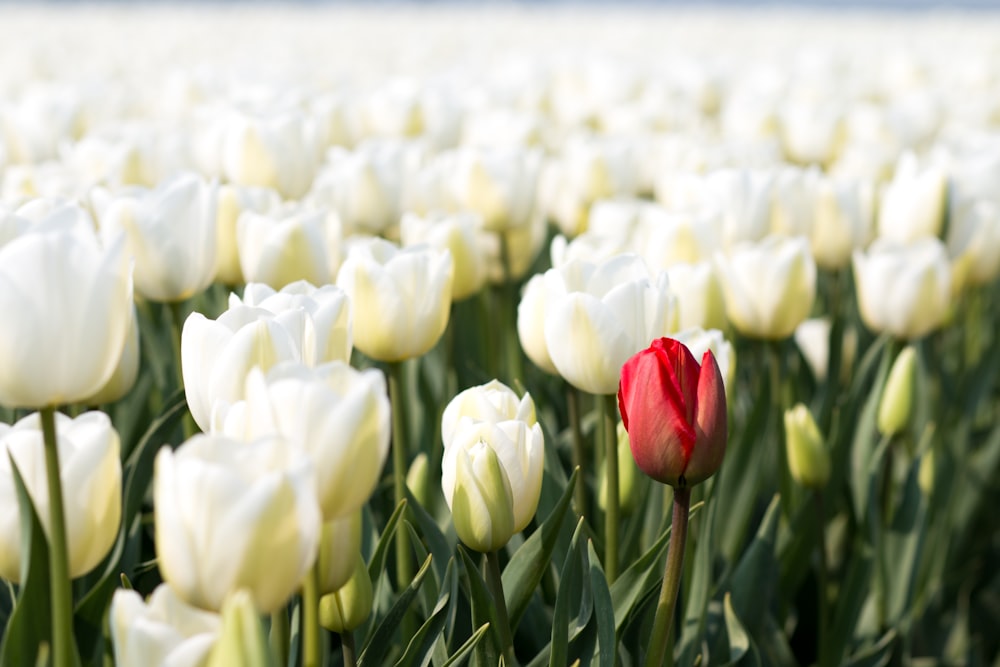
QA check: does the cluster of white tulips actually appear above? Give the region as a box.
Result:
[0,4,999,667]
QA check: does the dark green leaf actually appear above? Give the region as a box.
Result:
[360,554,433,667]
[395,559,457,667]
[586,540,617,667]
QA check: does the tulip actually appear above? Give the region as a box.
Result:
[714,235,816,340]
[703,169,774,251]
[237,207,337,290]
[618,337,727,488]
[83,304,140,405]
[317,511,362,595]
[637,207,719,270]
[784,404,830,488]
[445,438,516,553]
[516,273,559,375]
[400,211,487,301]
[877,153,947,244]
[205,591,271,667]
[442,417,544,539]
[770,167,819,238]
[110,585,221,667]
[0,411,121,581]
[181,305,303,433]
[406,453,431,509]
[809,176,876,270]
[852,239,951,340]
[441,379,536,449]
[947,199,1000,287]
[212,362,391,521]
[794,317,857,384]
[0,208,132,408]
[550,231,630,269]
[666,262,727,332]
[153,434,321,613]
[319,554,373,634]
[542,254,678,395]
[336,238,453,363]
[220,110,319,199]
[878,346,917,437]
[232,281,352,366]
[442,147,542,232]
[214,184,282,285]
[96,173,217,302]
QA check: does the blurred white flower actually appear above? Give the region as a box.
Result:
[237,206,339,289]
[400,211,487,301]
[111,585,221,667]
[221,110,319,199]
[877,152,947,244]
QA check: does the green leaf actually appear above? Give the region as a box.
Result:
[502,468,578,629]
[610,501,703,633]
[885,459,927,625]
[368,500,408,585]
[404,487,453,587]
[841,630,897,667]
[395,559,457,667]
[550,519,586,667]
[458,548,501,667]
[403,522,438,618]
[727,495,781,634]
[586,541,617,667]
[827,542,873,667]
[0,457,53,666]
[850,346,892,523]
[720,593,757,667]
[360,554,434,667]
[440,623,491,667]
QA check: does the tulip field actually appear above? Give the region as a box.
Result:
[2,4,1000,666]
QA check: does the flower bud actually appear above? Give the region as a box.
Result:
[878,346,917,437]
[320,554,373,633]
[783,404,830,488]
[618,337,727,488]
[317,511,362,596]
[448,440,516,553]
[406,453,431,510]
[599,423,640,515]
[205,591,270,667]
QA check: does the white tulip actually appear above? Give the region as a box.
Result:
[0,206,132,408]
[221,110,319,200]
[97,173,217,302]
[852,238,951,340]
[110,585,221,667]
[715,235,816,340]
[666,262,727,332]
[441,380,536,452]
[442,147,542,232]
[237,207,336,289]
[543,254,677,395]
[401,211,487,301]
[0,411,121,581]
[336,238,453,362]
[517,273,559,376]
[214,184,282,285]
[154,434,321,613]
[213,362,390,521]
[809,176,876,270]
[877,152,947,244]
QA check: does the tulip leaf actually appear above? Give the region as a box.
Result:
[610,501,703,633]
[394,559,457,667]
[440,623,491,667]
[850,345,892,524]
[368,500,408,585]
[727,495,780,634]
[360,553,433,667]
[457,547,501,666]
[0,457,53,667]
[827,544,874,667]
[550,519,586,667]
[502,468,578,629]
[585,540,617,667]
[403,521,438,617]
[404,487,453,586]
[841,630,897,667]
[884,461,927,625]
[719,592,758,667]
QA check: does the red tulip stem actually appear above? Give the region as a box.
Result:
[645,485,691,667]
[603,393,620,583]
[40,406,77,667]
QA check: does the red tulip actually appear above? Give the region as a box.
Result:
[618,337,727,488]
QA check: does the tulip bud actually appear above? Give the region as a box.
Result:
[599,423,640,515]
[205,591,270,667]
[618,337,727,488]
[320,554,373,633]
[450,442,516,553]
[878,346,917,437]
[406,453,431,509]
[783,404,830,488]
[317,511,362,596]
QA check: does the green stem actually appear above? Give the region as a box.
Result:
[567,385,587,518]
[485,550,517,666]
[769,342,793,517]
[815,491,830,667]
[602,393,619,583]
[499,233,524,388]
[646,485,691,667]
[40,406,76,667]
[341,631,357,667]
[270,608,289,667]
[301,566,322,667]
[388,363,413,592]
[169,300,196,438]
